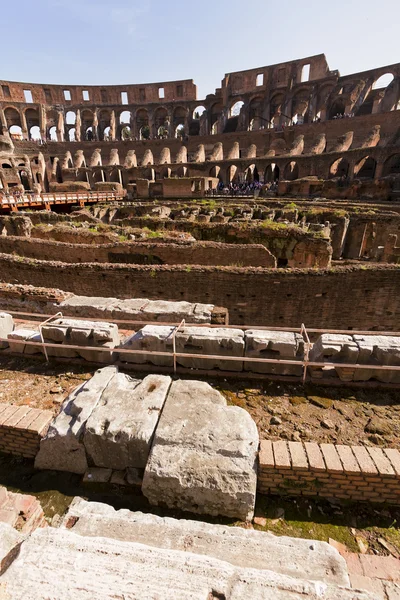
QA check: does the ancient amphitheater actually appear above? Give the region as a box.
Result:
[0,54,400,599]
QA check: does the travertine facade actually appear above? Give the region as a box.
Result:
[0,54,399,196]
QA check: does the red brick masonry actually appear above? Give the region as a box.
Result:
[0,404,53,458]
[259,440,400,504]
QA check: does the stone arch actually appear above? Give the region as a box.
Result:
[283,161,299,180]
[190,105,207,135]
[98,109,111,140]
[245,164,259,182]
[354,156,377,179]
[265,163,280,182]
[248,96,264,130]
[329,157,349,178]
[226,164,239,183]
[160,167,171,179]
[329,98,346,119]
[210,102,223,134]
[291,89,311,124]
[372,73,395,90]
[4,107,22,131]
[65,111,76,125]
[383,154,400,176]
[209,165,220,178]
[136,108,149,138]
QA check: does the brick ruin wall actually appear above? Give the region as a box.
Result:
[259,440,400,505]
[0,254,398,329]
[0,403,53,458]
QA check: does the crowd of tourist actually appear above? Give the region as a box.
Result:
[206,180,278,197]
[332,112,355,119]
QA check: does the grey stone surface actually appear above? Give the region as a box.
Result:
[121,325,244,371]
[0,527,373,599]
[142,379,259,521]
[41,318,119,363]
[60,295,215,324]
[35,366,118,474]
[120,325,174,366]
[176,327,244,371]
[245,330,304,376]
[0,523,23,576]
[64,498,351,586]
[8,329,42,355]
[310,334,400,383]
[84,373,171,470]
[0,313,13,349]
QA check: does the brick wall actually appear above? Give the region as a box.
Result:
[258,440,400,505]
[0,237,276,268]
[0,254,398,329]
[0,404,53,459]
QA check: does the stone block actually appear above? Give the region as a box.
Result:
[8,329,42,355]
[0,313,14,350]
[175,327,244,371]
[142,379,259,521]
[34,366,118,474]
[1,526,373,599]
[63,497,351,586]
[244,330,304,375]
[119,325,174,366]
[84,374,171,470]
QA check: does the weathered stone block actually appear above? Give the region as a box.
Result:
[245,330,304,375]
[142,379,259,521]
[34,366,118,474]
[84,373,171,470]
[0,313,14,349]
[119,325,174,366]
[175,326,244,371]
[8,329,42,355]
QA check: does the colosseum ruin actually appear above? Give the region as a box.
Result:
[0,53,400,599]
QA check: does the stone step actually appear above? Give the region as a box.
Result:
[62,497,349,587]
[0,526,374,599]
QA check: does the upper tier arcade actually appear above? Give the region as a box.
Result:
[0,53,399,143]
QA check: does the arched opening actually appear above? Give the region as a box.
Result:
[329,98,346,119]
[265,163,280,182]
[210,102,223,135]
[226,165,239,183]
[98,110,111,140]
[383,154,400,176]
[9,125,23,140]
[283,161,299,181]
[85,126,94,141]
[103,126,111,141]
[372,73,394,90]
[175,124,185,139]
[173,106,186,137]
[93,169,105,183]
[209,165,220,178]
[66,111,76,125]
[154,107,169,138]
[29,126,41,141]
[157,125,168,139]
[143,167,155,181]
[110,168,122,184]
[160,167,171,179]
[356,97,374,116]
[248,97,264,131]
[4,107,22,133]
[119,111,131,124]
[245,164,259,183]
[224,101,244,134]
[68,128,76,142]
[270,94,285,127]
[176,166,187,177]
[189,105,206,135]
[121,126,132,140]
[18,170,30,190]
[329,157,349,178]
[49,126,57,141]
[140,125,150,140]
[25,108,40,136]
[230,101,244,118]
[354,156,377,179]
[291,91,310,124]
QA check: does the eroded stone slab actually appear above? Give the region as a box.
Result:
[35,366,117,474]
[84,374,171,470]
[120,325,174,366]
[0,313,13,350]
[0,523,23,576]
[0,527,373,600]
[176,327,244,371]
[142,379,259,521]
[64,498,350,586]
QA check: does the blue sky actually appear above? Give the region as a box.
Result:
[3,0,398,100]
